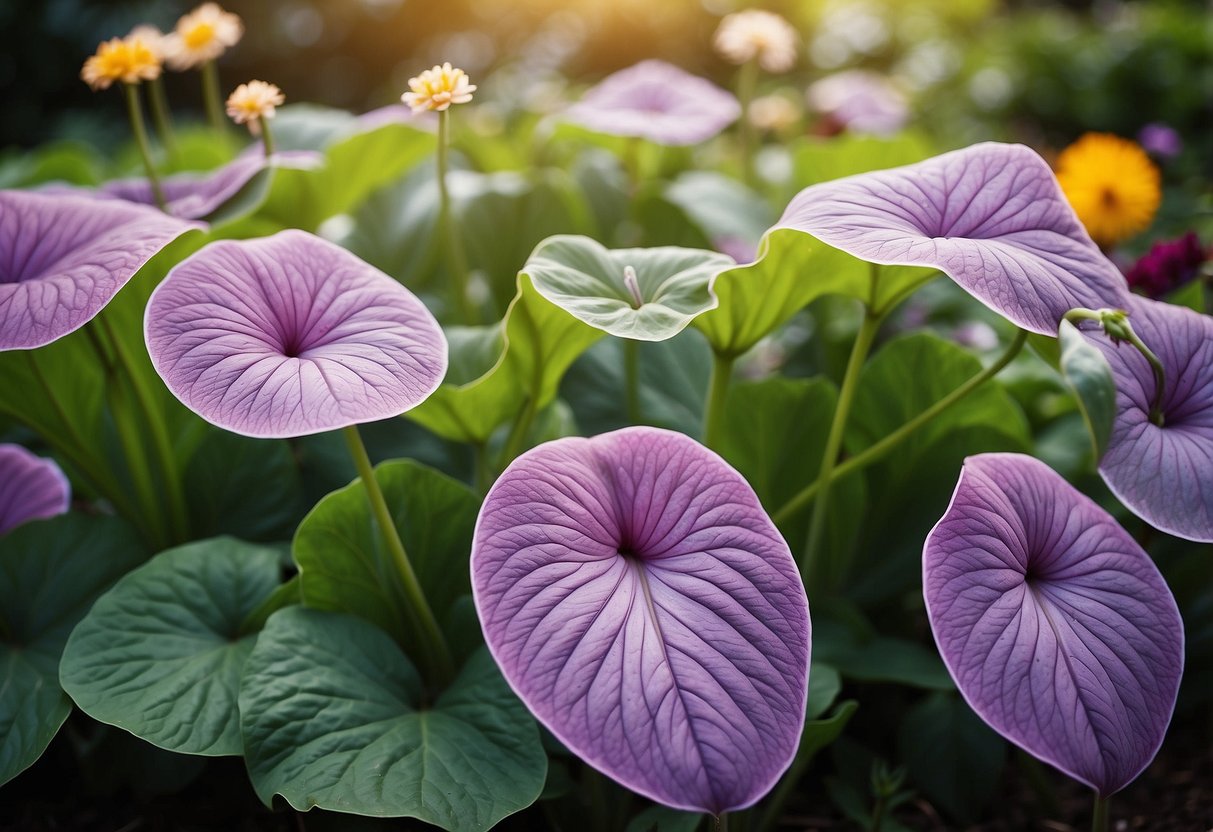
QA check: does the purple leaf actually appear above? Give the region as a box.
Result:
[924,453,1184,796]
[472,427,810,814]
[100,150,320,220]
[1083,296,1213,541]
[0,444,69,534]
[144,230,447,438]
[0,191,200,351]
[563,60,741,147]
[778,143,1131,334]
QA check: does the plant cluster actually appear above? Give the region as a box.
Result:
[0,4,1209,831]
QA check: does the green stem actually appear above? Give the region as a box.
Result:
[473,442,492,493]
[870,793,887,832]
[258,116,275,158]
[104,365,170,549]
[1065,307,1166,425]
[624,339,642,424]
[147,76,176,155]
[716,812,728,832]
[802,311,882,588]
[201,60,226,132]
[1091,793,1110,832]
[342,425,454,686]
[772,327,1028,527]
[703,352,736,450]
[737,59,759,188]
[123,83,166,210]
[438,109,476,324]
[500,395,539,469]
[96,316,190,543]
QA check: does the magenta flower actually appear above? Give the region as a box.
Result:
[144,230,447,438]
[1082,296,1213,541]
[924,453,1183,796]
[472,427,810,814]
[563,60,741,146]
[778,142,1131,334]
[1124,232,1206,299]
[0,190,199,351]
[1137,123,1182,159]
[0,444,69,534]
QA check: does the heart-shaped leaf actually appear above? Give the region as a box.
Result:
[293,459,479,650]
[778,142,1131,335]
[1057,318,1116,461]
[59,538,282,756]
[472,427,811,814]
[406,275,601,444]
[1082,295,1213,542]
[924,453,1184,796]
[0,514,146,785]
[239,607,546,829]
[523,235,731,341]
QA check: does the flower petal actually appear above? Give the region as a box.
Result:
[1085,296,1213,541]
[0,444,70,534]
[924,453,1184,796]
[472,426,810,813]
[563,60,741,147]
[144,229,447,438]
[778,143,1130,334]
[0,191,199,351]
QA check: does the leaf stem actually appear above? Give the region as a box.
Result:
[1065,307,1166,425]
[123,83,166,211]
[1091,793,1110,832]
[736,59,759,188]
[147,76,177,155]
[773,327,1028,527]
[801,310,882,588]
[342,425,454,686]
[200,60,226,132]
[438,109,476,324]
[500,395,538,469]
[702,351,736,450]
[624,338,642,424]
[95,315,190,543]
[258,116,275,158]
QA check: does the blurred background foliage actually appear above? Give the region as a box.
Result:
[4,0,1211,171]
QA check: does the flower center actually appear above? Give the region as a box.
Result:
[1099,187,1119,209]
[184,22,215,50]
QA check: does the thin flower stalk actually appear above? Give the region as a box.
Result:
[123,84,167,210]
[438,109,475,323]
[201,60,226,131]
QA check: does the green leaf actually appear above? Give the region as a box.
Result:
[256,118,435,231]
[59,538,282,756]
[694,228,936,357]
[813,622,954,690]
[1057,319,1116,461]
[663,171,774,249]
[806,663,842,721]
[560,328,711,436]
[790,132,936,187]
[240,608,546,829]
[0,515,146,785]
[293,459,479,651]
[800,700,859,764]
[183,430,307,541]
[841,332,1029,597]
[523,235,730,341]
[407,275,602,444]
[897,693,1006,823]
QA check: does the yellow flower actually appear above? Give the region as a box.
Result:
[402,63,476,113]
[1055,133,1161,248]
[713,10,799,73]
[81,36,162,90]
[127,24,168,60]
[165,3,243,70]
[226,81,285,134]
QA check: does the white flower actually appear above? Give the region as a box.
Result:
[164,3,243,70]
[713,10,799,73]
[402,62,477,112]
[226,81,284,134]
